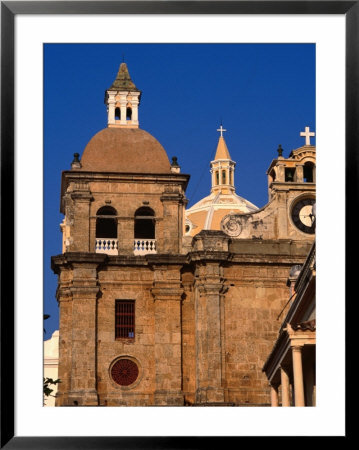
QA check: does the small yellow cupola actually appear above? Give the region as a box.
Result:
[105,62,141,128]
[211,125,236,194]
[184,125,258,237]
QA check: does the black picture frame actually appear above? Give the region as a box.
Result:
[1,1,354,447]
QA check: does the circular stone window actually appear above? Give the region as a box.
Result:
[111,358,139,386]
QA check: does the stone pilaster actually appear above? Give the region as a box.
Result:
[118,217,133,254]
[55,284,73,406]
[190,231,230,404]
[276,191,289,239]
[194,262,226,404]
[295,164,304,183]
[69,182,93,252]
[89,216,96,253]
[107,94,116,125]
[276,162,286,182]
[160,187,186,254]
[151,265,184,405]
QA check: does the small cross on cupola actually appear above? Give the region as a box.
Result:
[217,124,227,137]
[300,126,315,146]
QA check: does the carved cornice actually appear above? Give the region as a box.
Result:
[150,287,184,301]
[189,251,231,263]
[70,192,93,202]
[160,192,186,203]
[56,287,73,302]
[70,286,101,299]
[194,277,228,296]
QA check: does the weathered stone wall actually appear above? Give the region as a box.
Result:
[222,264,290,405]
[61,173,189,255]
[53,235,312,407]
[221,187,316,241]
[96,265,156,406]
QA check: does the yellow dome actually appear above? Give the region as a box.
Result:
[185,191,258,237]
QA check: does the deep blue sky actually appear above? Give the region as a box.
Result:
[44,43,315,340]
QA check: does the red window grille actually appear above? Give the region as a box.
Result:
[115,300,135,339]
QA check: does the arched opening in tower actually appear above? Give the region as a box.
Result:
[126,107,132,120]
[115,107,121,120]
[303,162,314,183]
[269,168,276,183]
[134,207,155,239]
[96,206,117,238]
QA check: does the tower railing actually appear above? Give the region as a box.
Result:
[133,239,157,255]
[95,238,119,255]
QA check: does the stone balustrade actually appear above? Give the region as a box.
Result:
[95,238,118,255]
[133,239,157,255]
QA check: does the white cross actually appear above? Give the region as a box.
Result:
[300,126,315,146]
[217,124,227,137]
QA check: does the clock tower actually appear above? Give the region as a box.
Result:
[220,126,316,240]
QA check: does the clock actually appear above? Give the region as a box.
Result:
[291,197,316,234]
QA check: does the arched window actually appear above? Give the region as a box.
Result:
[304,162,314,182]
[270,169,276,182]
[285,167,295,182]
[134,207,155,239]
[115,107,121,120]
[96,206,117,238]
[216,171,219,186]
[222,170,226,184]
[126,107,132,120]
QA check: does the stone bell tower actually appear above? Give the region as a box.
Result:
[265,126,316,238]
[52,63,190,406]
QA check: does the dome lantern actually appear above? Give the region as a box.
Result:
[105,62,141,128]
[210,125,236,195]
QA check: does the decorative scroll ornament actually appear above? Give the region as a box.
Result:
[221,214,242,237]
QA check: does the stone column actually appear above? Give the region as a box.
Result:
[295,164,304,183]
[151,266,184,405]
[276,163,285,182]
[270,384,279,407]
[131,97,139,126]
[280,366,291,406]
[107,94,116,125]
[119,93,127,125]
[292,346,305,406]
[210,169,215,189]
[108,103,115,125]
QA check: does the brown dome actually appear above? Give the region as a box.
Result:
[79,127,171,173]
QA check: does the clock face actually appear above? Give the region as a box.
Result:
[291,197,316,234]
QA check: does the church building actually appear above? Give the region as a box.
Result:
[51,63,316,406]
